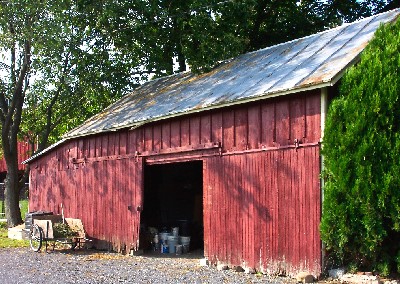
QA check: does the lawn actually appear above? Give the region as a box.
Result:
[0,199,28,219]
[0,200,30,248]
[19,200,29,220]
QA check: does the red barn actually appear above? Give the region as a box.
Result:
[25,10,400,277]
[0,140,31,181]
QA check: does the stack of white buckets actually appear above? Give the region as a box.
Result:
[156,227,191,255]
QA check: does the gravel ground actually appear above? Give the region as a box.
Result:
[0,247,296,284]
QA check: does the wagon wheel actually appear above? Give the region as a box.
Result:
[70,239,77,250]
[30,224,43,252]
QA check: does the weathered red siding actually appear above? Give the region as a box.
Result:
[203,147,321,275]
[30,146,143,252]
[0,140,31,173]
[29,89,322,275]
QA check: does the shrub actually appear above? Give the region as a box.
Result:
[320,17,400,274]
[53,223,78,238]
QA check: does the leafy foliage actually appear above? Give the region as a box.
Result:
[17,0,140,147]
[320,18,400,273]
[53,223,78,238]
[91,0,395,77]
[8,0,399,148]
[0,0,141,226]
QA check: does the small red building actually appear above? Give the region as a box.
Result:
[0,140,31,180]
[25,10,400,277]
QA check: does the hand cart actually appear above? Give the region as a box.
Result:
[29,217,91,252]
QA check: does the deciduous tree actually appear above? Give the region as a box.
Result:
[0,0,139,227]
[95,0,397,76]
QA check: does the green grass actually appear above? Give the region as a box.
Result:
[0,222,29,248]
[0,199,29,219]
[19,200,28,220]
[0,200,30,248]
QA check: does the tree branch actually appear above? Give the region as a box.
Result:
[10,40,31,143]
[37,53,71,152]
[9,22,16,88]
[130,69,165,75]
[0,81,8,123]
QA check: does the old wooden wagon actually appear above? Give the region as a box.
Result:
[24,9,400,277]
[29,215,90,252]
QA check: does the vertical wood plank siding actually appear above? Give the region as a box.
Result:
[203,147,321,275]
[0,140,31,173]
[29,90,321,274]
[30,140,143,252]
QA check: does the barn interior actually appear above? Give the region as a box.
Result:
[141,160,204,251]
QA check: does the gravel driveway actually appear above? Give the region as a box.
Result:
[0,248,294,283]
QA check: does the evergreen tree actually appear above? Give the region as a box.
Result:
[321,17,400,274]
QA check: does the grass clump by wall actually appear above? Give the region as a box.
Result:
[0,200,29,248]
[320,17,400,276]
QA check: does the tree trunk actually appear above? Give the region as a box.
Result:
[0,9,31,228]
[4,164,23,227]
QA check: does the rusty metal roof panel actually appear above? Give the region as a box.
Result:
[61,9,399,140]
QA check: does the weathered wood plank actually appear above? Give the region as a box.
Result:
[275,100,290,146]
[170,120,181,148]
[200,115,211,144]
[261,102,276,147]
[101,134,108,157]
[247,105,261,150]
[305,91,321,143]
[180,117,190,147]
[290,97,306,142]
[190,116,200,146]
[119,131,128,156]
[211,112,223,144]
[234,108,248,150]
[223,110,234,152]
[144,126,153,152]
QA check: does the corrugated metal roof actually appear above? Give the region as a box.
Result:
[65,9,399,139]
[24,9,399,163]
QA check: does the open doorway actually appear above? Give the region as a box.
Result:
[141,160,204,251]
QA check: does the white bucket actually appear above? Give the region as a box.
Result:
[172,227,179,237]
[167,236,178,254]
[160,232,170,244]
[176,244,183,255]
[179,236,190,244]
[179,236,190,253]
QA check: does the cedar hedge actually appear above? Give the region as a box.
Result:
[320,17,400,276]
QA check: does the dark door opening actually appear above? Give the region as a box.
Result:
[141,160,203,251]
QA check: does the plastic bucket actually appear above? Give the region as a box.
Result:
[179,236,190,245]
[161,244,169,253]
[167,236,178,254]
[182,244,189,253]
[179,236,190,253]
[160,232,170,244]
[176,244,183,255]
[172,227,179,237]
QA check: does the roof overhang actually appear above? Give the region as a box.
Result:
[23,78,342,165]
